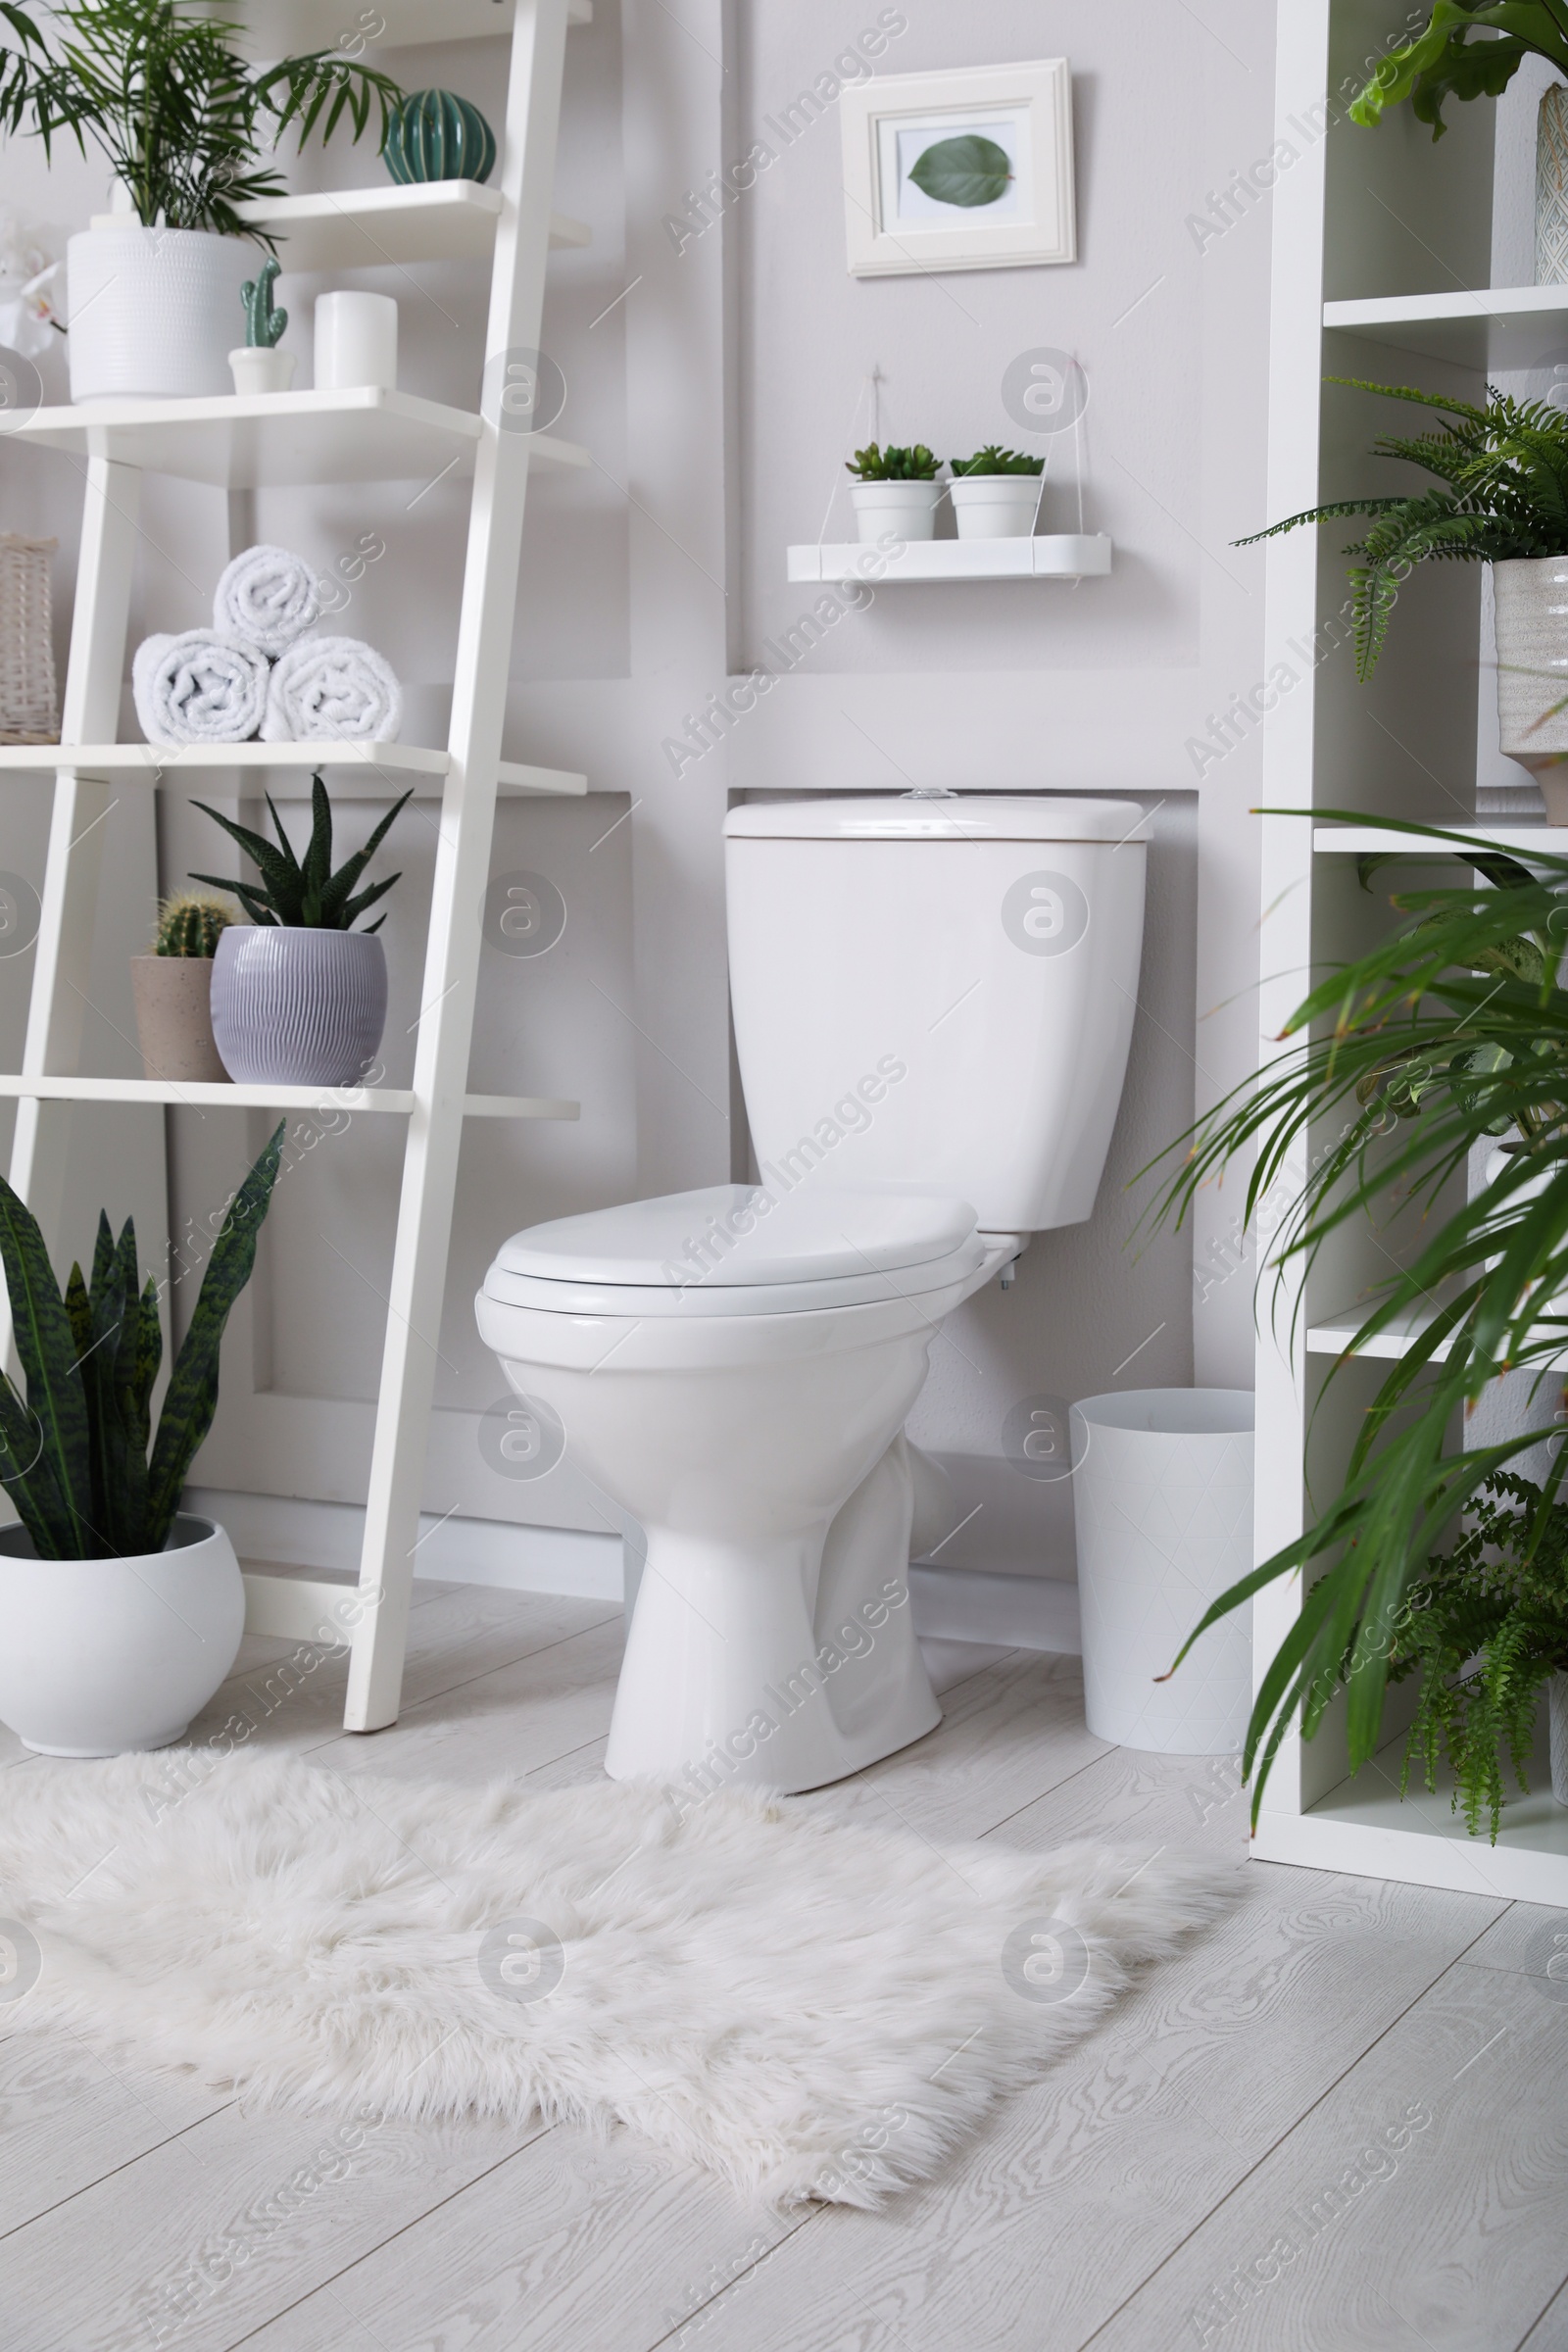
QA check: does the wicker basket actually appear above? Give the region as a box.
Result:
[0,532,58,743]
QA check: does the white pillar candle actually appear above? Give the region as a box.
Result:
[314,291,398,391]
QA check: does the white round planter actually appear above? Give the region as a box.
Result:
[949,474,1043,540]
[210,925,388,1086]
[67,227,254,402]
[849,479,941,545]
[0,1514,244,1756]
[1071,1388,1254,1754]
[1493,556,1568,815]
[228,345,297,396]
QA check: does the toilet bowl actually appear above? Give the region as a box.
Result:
[479,794,1150,1793]
[477,1183,1008,1791]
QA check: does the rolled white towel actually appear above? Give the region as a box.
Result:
[261,634,403,744]
[213,544,320,659]
[132,629,270,744]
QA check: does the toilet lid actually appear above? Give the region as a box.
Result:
[481,1183,984,1316]
[724,795,1150,844]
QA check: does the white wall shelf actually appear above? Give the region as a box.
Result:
[0,1076,578,1119]
[93,187,589,272]
[4,390,586,490]
[0,742,588,797]
[216,0,590,49]
[1313,821,1568,856]
[1324,283,1568,370]
[787,535,1111,585]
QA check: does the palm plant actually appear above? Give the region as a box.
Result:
[191,775,411,931]
[1240,379,1568,680]
[0,1123,283,1558]
[0,0,401,244]
[1148,816,1568,1821]
[1349,5,1568,139]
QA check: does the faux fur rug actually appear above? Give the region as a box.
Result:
[0,1751,1229,2208]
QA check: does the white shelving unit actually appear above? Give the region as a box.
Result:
[1,0,589,1732]
[1253,1,1568,1900]
[786,534,1112,584]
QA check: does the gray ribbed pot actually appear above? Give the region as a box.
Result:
[210,927,387,1086]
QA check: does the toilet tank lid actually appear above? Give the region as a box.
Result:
[487,1182,978,1290]
[724,796,1150,844]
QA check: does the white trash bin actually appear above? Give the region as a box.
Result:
[1070,1388,1253,1754]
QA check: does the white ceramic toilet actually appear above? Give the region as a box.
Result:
[476,796,1148,1793]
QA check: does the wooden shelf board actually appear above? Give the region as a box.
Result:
[1314,822,1568,857]
[2,389,586,489]
[215,0,590,49]
[0,1076,578,1119]
[91,189,589,271]
[0,744,588,797]
[787,535,1112,584]
[1323,283,1568,370]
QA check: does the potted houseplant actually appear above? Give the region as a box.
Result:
[947,445,1045,540]
[130,889,236,1083]
[1148,820,1568,1832]
[1244,379,1568,817]
[844,442,941,544]
[228,254,293,396]
[1348,7,1568,283]
[193,773,411,1086]
[0,1123,283,1753]
[0,0,400,401]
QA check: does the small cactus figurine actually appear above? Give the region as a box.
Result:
[155,892,235,957]
[241,258,287,351]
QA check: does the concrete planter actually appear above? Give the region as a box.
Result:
[0,1515,244,1755]
[130,954,228,1083]
[67,226,252,402]
[210,925,387,1086]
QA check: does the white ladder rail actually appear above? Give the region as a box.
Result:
[342,0,573,1731]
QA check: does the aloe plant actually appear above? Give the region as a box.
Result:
[190,774,411,931]
[1239,379,1568,679]
[0,1123,284,1559]
[1349,5,1568,139]
[845,442,938,483]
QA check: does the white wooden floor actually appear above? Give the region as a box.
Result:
[2,1580,1567,2352]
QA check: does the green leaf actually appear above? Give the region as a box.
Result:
[906,131,1012,208]
[145,1123,285,1547]
[0,1172,94,1555]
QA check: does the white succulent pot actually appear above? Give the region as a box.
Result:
[1493,556,1568,815]
[949,474,1043,540]
[0,1514,244,1756]
[849,479,941,544]
[228,345,297,396]
[67,226,254,402]
[1551,1672,1568,1806]
[210,925,388,1086]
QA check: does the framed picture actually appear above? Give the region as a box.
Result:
[839,60,1075,277]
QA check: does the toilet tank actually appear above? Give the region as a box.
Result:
[724,797,1149,1234]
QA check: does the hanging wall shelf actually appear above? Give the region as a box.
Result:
[786,533,1112,584]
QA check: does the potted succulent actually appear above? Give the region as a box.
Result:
[947,445,1045,540]
[1244,379,1568,817]
[0,1124,283,1754]
[130,888,237,1083]
[228,255,293,396]
[1149,822,1568,1836]
[1348,8,1568,283]
[845,442,941,544]
[193,773,411,1086]
[0,0,400,401]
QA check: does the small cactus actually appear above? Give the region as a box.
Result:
[241,258,287,351]
[155,892,235,958]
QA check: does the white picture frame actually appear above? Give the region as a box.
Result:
[840,60,1075,277]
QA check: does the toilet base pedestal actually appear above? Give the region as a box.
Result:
[605,1434,941,1795]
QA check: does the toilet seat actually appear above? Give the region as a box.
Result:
[480,1182,983,1317]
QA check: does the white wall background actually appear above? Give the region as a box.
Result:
[0,0,1284,1603]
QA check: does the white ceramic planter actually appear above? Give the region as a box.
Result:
[210,925,388,1086]
[1071,1388,1254,1754]
[0,1514,244,1755]
[949,474,1043,540]
[67,227,253,401]
[228,345,297,396]
[1493,556,1568,815]
[849,479,941,545]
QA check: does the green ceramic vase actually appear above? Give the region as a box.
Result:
[382,89,498,186]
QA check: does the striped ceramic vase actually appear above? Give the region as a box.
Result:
[1538,85,1568,284]
[210,928,387,1087]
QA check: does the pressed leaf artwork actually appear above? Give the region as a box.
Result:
[906,132,1012,210]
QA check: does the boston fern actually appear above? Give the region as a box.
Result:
[1390,1473,1568,1841]
[0,1124,283,1559]
[191,775,411,931]
[0,0,401,244]
[1148,818,1568,1822]
[1239,379,1568,680]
